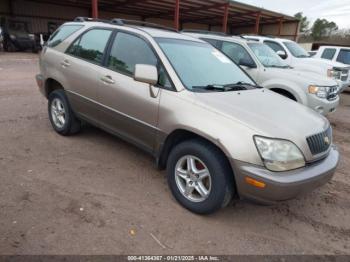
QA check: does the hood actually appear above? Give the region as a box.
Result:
[297,57,349,69]
[194,88,329,150]
[266,68,338,86]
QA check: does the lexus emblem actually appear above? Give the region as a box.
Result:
[324,136,330,145]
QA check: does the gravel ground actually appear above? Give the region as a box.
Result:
[0,52,349,255]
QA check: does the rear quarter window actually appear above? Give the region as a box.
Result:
[47,25,83,48]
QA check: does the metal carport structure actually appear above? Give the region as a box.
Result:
[0,0,300,40]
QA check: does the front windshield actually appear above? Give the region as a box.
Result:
[248,43,288,68]
[283,41,310,58]
[156,38,255,91]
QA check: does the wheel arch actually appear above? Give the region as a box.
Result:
[45,78,65,98]
[156,129,232,172]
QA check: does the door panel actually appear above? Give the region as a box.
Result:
[97,69,160,152]
[62,55,100,121]
[63,28,113,122]
[96,31,161,152]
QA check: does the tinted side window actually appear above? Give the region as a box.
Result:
[67,29,112,64]
[264,41,285,53]
[107,32,158,75]
[201,38,220,48]
[48,25,83,47]
[321,48,336,60]
[221,41,255,65]
[108,32,172,89]
[336,49,350,65]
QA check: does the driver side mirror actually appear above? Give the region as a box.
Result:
[134,64,158,85]
[276,50,287,59]
[239,58,257,68]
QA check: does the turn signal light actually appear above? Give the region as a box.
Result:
[245,177,266,188]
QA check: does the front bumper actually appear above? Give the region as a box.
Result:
[308,94,339,115]
[231,146,339,204]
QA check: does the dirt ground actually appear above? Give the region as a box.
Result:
[0,52,349,255]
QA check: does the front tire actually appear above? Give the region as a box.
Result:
[48,90,81,136]
[167,139,234,214]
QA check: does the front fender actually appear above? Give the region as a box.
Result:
[157,91,263,166]
[262,79,308,105]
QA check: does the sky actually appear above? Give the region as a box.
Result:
[235,0,350,29]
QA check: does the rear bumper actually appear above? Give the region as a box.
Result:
[230,146,339,204]
[337,79,350,93]
[35,74,46,97]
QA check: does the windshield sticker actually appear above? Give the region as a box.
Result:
[212,50,231,64]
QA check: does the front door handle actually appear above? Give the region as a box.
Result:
[101,75,115,85]
[61,59,70,68]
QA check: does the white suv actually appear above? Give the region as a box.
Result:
[185,32,339,115]
[243,36,350,92]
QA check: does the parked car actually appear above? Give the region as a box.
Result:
[243,36,350,92]
[184,31,339,115]
[0,17,37,52]
[314,46,350,65]
[36,18,339,214]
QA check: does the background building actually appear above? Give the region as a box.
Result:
[0,0,300,39]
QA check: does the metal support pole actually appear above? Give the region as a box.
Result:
[174,0,180,30]
[278,18,283,36]
[294,21,300,41]
[92,0,98,19]
[254,12,261,34]
[222,3,229,33]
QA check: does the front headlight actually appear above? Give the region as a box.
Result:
[9,34,16,40]
[308,85,328,99]
[254,136,306,172]
[327,69,341,80]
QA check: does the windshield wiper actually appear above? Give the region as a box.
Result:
[296,55,310,58]
[225,82,263,90]
[192,85,226,92]
[268,65,290,69]
[192,82,262,92]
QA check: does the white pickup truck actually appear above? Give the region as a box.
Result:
[243,36,350,93]
[185,32,339,115]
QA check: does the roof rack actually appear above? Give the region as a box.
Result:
[73,17,177,32]
[74,17,110,23]
[181,29,228,36]
[110,19,178,32]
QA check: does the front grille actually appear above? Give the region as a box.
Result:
[307,127,332,155]
[327,86,338,101]
[341,69,349,81]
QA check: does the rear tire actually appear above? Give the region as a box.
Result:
[167,139,234,214]
[48,90,81,136]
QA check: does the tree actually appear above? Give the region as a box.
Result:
[311,18,338,40]
[294,12,310,33]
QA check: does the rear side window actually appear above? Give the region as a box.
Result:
[47,25,83,47]
[336,49,350,65]
[221,41,255,65]
[264,41,285,53]
[201,38,220,48]
[321,48,336,60]
[107,32,158,75]
[67,29,112,64]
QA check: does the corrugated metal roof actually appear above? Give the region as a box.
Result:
[23,0,298,27]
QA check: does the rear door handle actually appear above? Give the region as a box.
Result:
[61,59,70,67]
[101,75,115,85]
